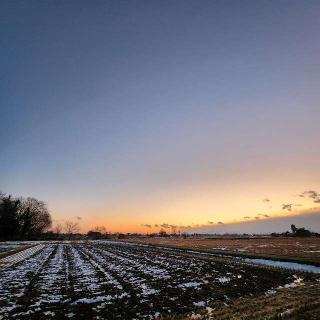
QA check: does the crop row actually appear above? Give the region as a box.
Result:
[0,241,315,319]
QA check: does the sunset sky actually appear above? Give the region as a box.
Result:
[1,1,319,233]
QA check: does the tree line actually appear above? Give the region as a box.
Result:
[0,191,52,241]
[1,190,318,241]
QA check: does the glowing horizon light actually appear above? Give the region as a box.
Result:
[1,1,319,234]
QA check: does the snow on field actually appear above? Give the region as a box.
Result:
[193,301,205,307]
[0,241,317,319]
[216,276,231,283]
[32,244,68,306]
[0,244,45,269]
[0,243,24,254]
[79,244,160,298]
[0,244,55,317]
[178,282,202,288]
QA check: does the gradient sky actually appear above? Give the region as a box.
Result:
[1,1,320,232]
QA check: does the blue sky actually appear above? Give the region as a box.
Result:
[1,1,319,231]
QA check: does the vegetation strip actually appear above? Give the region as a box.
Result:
[123,240,320,268]
[0,244,44,269]
[0,244,35,260]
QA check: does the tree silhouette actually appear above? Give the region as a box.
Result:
[64,221,79,239]
[0,194,21,240]
[0,192,52,240]
[291,224,297,234]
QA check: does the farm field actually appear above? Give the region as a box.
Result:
[0,242,36,260]
[125,237,320,265]
[0,242,32,254]
[0,243,21,254]
[0,241,319,320]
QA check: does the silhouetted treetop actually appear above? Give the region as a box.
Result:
[0,192,52,240]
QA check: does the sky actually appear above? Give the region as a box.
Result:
[1,1,320,233]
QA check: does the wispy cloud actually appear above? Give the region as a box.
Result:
[208,221,214,225]
[141,224,152,228]
[282,203,303,211]
[188,208,320,234]
[263,198,270,202]
[258,213,270,218]
[282,204,292,211]
[300,190,320,203]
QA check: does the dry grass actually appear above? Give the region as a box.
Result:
[125,237,320,265]
[205,282,320,320]
[161,282,320,320]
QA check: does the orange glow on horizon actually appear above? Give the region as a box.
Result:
[50,168,320,233]
[52,204,320,234]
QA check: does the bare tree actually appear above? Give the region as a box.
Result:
[93,225,106,233]
[18,197,52,239]
[159,229,168,237]
[52,223,63,238]
[64,221,79,239]
[53,223,63,235]
[0,192,52,240]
